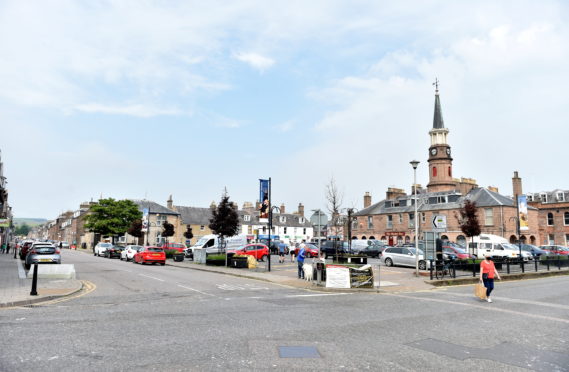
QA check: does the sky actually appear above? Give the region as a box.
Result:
[1,0,568,220]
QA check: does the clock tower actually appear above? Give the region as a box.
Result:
[427,82,456,192]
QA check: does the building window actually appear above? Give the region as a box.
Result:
[565,212,569,225]
[156,215,167,226]
[244,215,251,222]
[279,216,286,223]
[200,225,205,231]
[566,234,569,246]
[155,232,164,245]
[527,194,533,201]
[303,228,306,235]
[540,193,547,203]
[558,192,565,202]
[547,213,554,226]
[387,215,393,229]
[408,213,415,228]
[398,214,403,223]
[284,227,287,234]
[421,213,426,223]
[448,167,452,177]
[484,208,493,226]
[299,217,305,224]
[368,216,373,229]
[352,220,358,230]
[548,234,555,245]
[433,167,437,177]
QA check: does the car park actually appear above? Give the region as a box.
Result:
[94,242,113,256]
[230,244,269,261]
[320,241,350,258]
[104,245,125,258]
[25,242,61,269]
[134,247,166,265]
[381,247,428,270]
[519,244,547,257]
[442,246,474,260]
[121,245,143,261]
[496,243,533,261]
[356,244,385,258]
[539,245,569,255]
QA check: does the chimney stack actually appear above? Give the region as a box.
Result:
[512,171,523,197]
[167,195,173,209]
[280,203,285,214]
[298,203,304,217]
[386,187,406,200]
[363,192,372,208]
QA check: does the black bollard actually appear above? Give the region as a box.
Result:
[30,263,38,296]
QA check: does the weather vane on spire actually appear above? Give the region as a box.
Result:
[433,78,439,93]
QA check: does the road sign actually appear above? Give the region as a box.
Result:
[432,215,447,232]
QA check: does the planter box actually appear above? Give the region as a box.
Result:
[173,254,184,262]
[230,257,248,268]
[206,259,227,266]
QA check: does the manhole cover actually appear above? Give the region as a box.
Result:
[279,346,320,358]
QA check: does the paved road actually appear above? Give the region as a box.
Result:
[1,249,568,371]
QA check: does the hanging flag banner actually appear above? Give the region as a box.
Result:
[518,195,529,231]
[259,179,269,222]
[141,208,149,232]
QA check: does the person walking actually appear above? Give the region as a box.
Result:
[5,242,10,254]
[479,254,501,303]
[278,242,286,264]
[297,241,307,279]
[0,243,5,254]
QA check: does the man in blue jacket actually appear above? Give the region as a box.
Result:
[297,240,307,279]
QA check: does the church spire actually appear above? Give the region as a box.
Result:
[433,78,444,129]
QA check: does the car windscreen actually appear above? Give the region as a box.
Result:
[169,243,184,248]
[130,245,143,250]
[147,248,164,252]
[100,243,112,247]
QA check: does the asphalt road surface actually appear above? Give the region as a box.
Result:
[1,250,568,371]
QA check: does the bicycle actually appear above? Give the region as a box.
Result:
[435,260,454,280]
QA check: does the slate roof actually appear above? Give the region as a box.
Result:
[175,206,212,225]
[130,199,179,216]
[433,92,444,129]
[527,189,569,204]
[354,187,535,217]
[238,210,312,228]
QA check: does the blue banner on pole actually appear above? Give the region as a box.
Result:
[259,179,269,220]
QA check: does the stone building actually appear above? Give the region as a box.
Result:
[527,190,569,246]
[353,87,539,246]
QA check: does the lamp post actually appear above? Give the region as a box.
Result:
[410,160,420,276]
[311,209,324,252]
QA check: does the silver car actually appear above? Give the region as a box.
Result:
[381,247,427,270]
[25,242,61,269]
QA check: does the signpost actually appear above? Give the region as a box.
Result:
[431,215,447,233]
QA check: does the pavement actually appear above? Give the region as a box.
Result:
[0,250,83,308]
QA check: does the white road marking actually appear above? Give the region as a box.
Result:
[437,291,569,310]
[48,356,59,361]
[217,283,269,291]
[285,293,351,298]
[138,274,164,282]
[386,293,569,324]
[177,284,216,297]
[16,258,27,279]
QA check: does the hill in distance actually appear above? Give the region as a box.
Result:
[13,218,47,227]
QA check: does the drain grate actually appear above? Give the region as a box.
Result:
[278,346,321,358]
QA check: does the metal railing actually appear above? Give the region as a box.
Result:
[429,255,569,280]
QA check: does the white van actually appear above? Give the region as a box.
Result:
[185,234,249,256]
[468,234,529,260]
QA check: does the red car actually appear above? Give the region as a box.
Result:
[294,243,319,258]
[134,247,166,265]
[231,244,269,261]
[443,245,474,259]
[161,243,186,253]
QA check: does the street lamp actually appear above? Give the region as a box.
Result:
[410,160,420,276]
[311,209,324,252]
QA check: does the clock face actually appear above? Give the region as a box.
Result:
[430,148,437,156]
[446,148,451,155]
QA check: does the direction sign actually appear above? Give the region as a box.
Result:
[432,215,447,232]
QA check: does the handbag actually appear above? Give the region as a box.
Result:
[474,283,487,299]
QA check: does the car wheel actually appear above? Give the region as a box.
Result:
[385,258,393,267]
[160,262,165,266]
[25,263,31,270]
[419,260,427,270]
[260,255,267,262]
[93,251,96,256]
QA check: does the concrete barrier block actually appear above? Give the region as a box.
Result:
[27,264,76,279]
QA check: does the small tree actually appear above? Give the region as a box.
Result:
[183,225,194,244]
[162,221,175,243]
[458,200,481,253]
[128,219,144,245]
[325,176,344,255]
[84,198,142,244]
[15,223,31,236]
[209,189,239,254]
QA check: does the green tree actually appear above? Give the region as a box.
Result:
[162,221,175,243]
[84,198,142,243]
[15,223,31,236]
[209,189,239,254]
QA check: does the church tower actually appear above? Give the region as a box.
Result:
[427,81,456,193]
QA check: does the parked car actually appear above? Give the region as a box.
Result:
[19,240,35,260]
[230,244,269,261]
[121,245,143,261]
[293,243,319,258]
[381,247,428,270]
[104,245,125,259]
[161,242,186,253]
[519,244,548,257]
[442,246,474,260]
[25,242,61,269]
[539,245,569,255]
[134,247,166,265]
[94,242,113,257]
[60,241,70,249]
[320,241,350,258]
[357,244,386,258]
[268,241,289,255]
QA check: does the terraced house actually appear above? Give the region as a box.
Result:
[528,190,569,246]
[354,88,539,246]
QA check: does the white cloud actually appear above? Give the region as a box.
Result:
[73,103,184,118]
[234,52,275,72]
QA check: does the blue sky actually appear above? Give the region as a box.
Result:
[1,0,568,219]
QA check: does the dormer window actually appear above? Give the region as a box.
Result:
[557,192,565,202]
[540,193,547,203]
[527,194,533,202]
[299,217,305,224]
[244,215,251,222]
[279,216,286,223]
